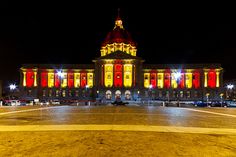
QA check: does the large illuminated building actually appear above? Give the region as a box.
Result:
[19,15,224,102]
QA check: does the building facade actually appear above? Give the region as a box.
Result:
[19,16,224,102]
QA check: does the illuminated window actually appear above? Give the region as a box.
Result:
[26,71,34,87]
[56,90,59,97]
[185,73,193,89]
[61,73,67,88]
[123,64,132,87]
[208,70,216,88]
[68,73,74,88]
[157,73,164,88]
[80,73,87,88]
[114,64,122,87]
[55,73,60,88]
[49,90,53,97]
[150,73,157,88]
[62,90,66,97]
[171,73,178,89]
[144,73,150,88]
[74,73,80,88]
[193,72,200,89]
[164,73,170,88]
[48,72,54,88]
[104,64,113,87]
[87,73,93,88]
[42,90,46,97]
[41,72,48,87]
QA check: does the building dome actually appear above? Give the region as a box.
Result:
[101,17,136,47]
[100,16,137,57]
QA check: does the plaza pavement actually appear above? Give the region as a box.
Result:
[0,105,236,156]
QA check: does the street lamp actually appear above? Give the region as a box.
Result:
[227,84,234,90]
[148,85,153,105]
[220,93,224,107]
[9,84,16,91]
[57,70,64,78]
[226,84,234,101]
[174,72,181,107]
[9,84,17,99]
[173,72,181,81]
[206,93,210,107]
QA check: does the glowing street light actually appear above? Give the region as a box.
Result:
[57,71,64,78]
[149,84,153,89]
[9,84,16,91]
[227,84,234,90]
[174,72,181,80]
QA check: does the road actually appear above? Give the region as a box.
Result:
[0,105,236,156]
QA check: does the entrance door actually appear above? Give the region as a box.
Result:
[115,90,121,100]
[105,90,112,100]
[125,90,131,100]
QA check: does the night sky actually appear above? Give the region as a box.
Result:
[0,3,235,87]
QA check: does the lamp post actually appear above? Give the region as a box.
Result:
[220,93,224,107]
[226,84,234,101]
[206,93,210,107]
[148,85,152,106]
[9,83,17,99]
[137,90,140,101]
[56,70,64,99]
[174,72,181,107]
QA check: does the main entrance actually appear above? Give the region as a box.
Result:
[115,90,121,99]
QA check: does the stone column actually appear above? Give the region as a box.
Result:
[34,71,37,87]
[23,71,26,87]
[204,72,208,87]
[216,71,220,87]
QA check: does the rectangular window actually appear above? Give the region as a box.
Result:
[68,73,74,88]
[123,64,132,87]
[164,73,170,88]
[171,73,178,89]
[26,71,34,87]
[104,64,113,87]
[41,72,48,88]
[48,72,54,88]
[62,90,66,97]
[157,73,164,88]
[185,73,193,89]
[150,73,157,88]
[208,70,216,88]
[144,73,150,88]
[80,73,87,88]
[61,73,67,88]
[74,73,80,88]
[87,73,93,88]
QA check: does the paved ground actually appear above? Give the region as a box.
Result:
[0,105,236,156]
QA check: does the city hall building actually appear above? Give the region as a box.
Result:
[19,16,224,102]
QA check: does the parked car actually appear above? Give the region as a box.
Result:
[5,100,21,106]
[40,100,49,106]
[51,99,60,105]
[225,101,236,108]
[210,101,227,107]
[194,101,209,107]
[20,100,34,106]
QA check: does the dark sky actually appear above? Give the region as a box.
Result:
[0,2,236,87]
